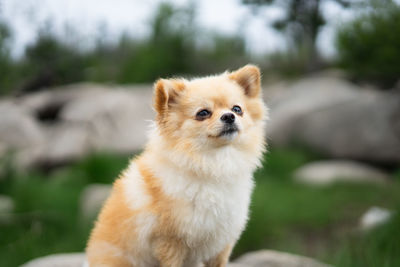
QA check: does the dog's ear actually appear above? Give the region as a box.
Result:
[153,78,185,121]
[229,65,261,98]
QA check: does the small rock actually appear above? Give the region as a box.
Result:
[233,250,331,267]
[360,206,392,231]
[80,184,112,221]
[21,253,86,267]
[227,263,246,267]
[294,160,388,185]
[0,195,14,224]
[0,194,14,213]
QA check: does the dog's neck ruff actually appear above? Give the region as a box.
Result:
[146,130,262,182]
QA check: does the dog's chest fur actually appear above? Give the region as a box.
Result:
[121,144,258,265]
[168,171,252,241]
[148,149,255,261]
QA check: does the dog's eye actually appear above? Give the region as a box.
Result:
[196,109,212,120]
[232,105,243,115]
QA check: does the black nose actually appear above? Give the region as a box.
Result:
[220,113,235,124]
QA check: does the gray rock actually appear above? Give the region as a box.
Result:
[1,83,154,169]
[359,206,392,231]
[0,100,44,165]
[3,74,399,168]
[266,74,400,164]
[21,253,86,267]
[21,250,330,267]
[227,263,247,267]
[60,86,154,154]
[0,194,14,213]
[233,250,331,267]
[294,160,389,185]
[33,122,90,166]
[80,184,112,221]
[266,75,362,146]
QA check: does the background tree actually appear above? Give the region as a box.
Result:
[242,0,351,71]
[0,18,19,94]
[118,2,197,83]
[0,1,249,94]
[336,0,400,88]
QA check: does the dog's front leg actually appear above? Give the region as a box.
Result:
[204,244,232,267]
[154,238,187,267]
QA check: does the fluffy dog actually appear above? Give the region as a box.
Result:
[86,65,267,267]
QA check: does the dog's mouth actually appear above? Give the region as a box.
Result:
[217,124,239,137]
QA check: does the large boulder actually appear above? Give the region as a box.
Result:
[0,100,44,165]
[34,123,91,166]
[265,75,362,145]
[2,74,399,168]
[1,83,154,168]
[266,74,400,165]
[59,85,153,154]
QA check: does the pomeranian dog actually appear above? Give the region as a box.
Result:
[86,65,267,267]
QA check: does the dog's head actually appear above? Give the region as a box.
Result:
[153,65,267,152]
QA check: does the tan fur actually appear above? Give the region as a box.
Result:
[137,158,184,238]
[86,179,138,266]
[86,65,267,267]
[205,245,232,267]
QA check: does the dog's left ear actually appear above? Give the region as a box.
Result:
[229,65,261,98]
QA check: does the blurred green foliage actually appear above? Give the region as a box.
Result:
[1,148,400,266]
[0,153,130,267]
[21,32,87,93]
[336,1,400,88]
[0,21,17,94]
[0,3,248,95]
[335,211,400,267]
[263,49,315,78]
[110,3,196,83]
[1,1,400,94]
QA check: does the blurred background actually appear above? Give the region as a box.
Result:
[0,0,400,266]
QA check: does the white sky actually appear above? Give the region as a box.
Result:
[1,0,355,58]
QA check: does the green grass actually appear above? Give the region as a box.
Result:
[0,153,130,267]
[234,149,400,266]
[0,148,399,267]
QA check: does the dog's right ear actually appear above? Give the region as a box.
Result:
[153,78,185,122]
